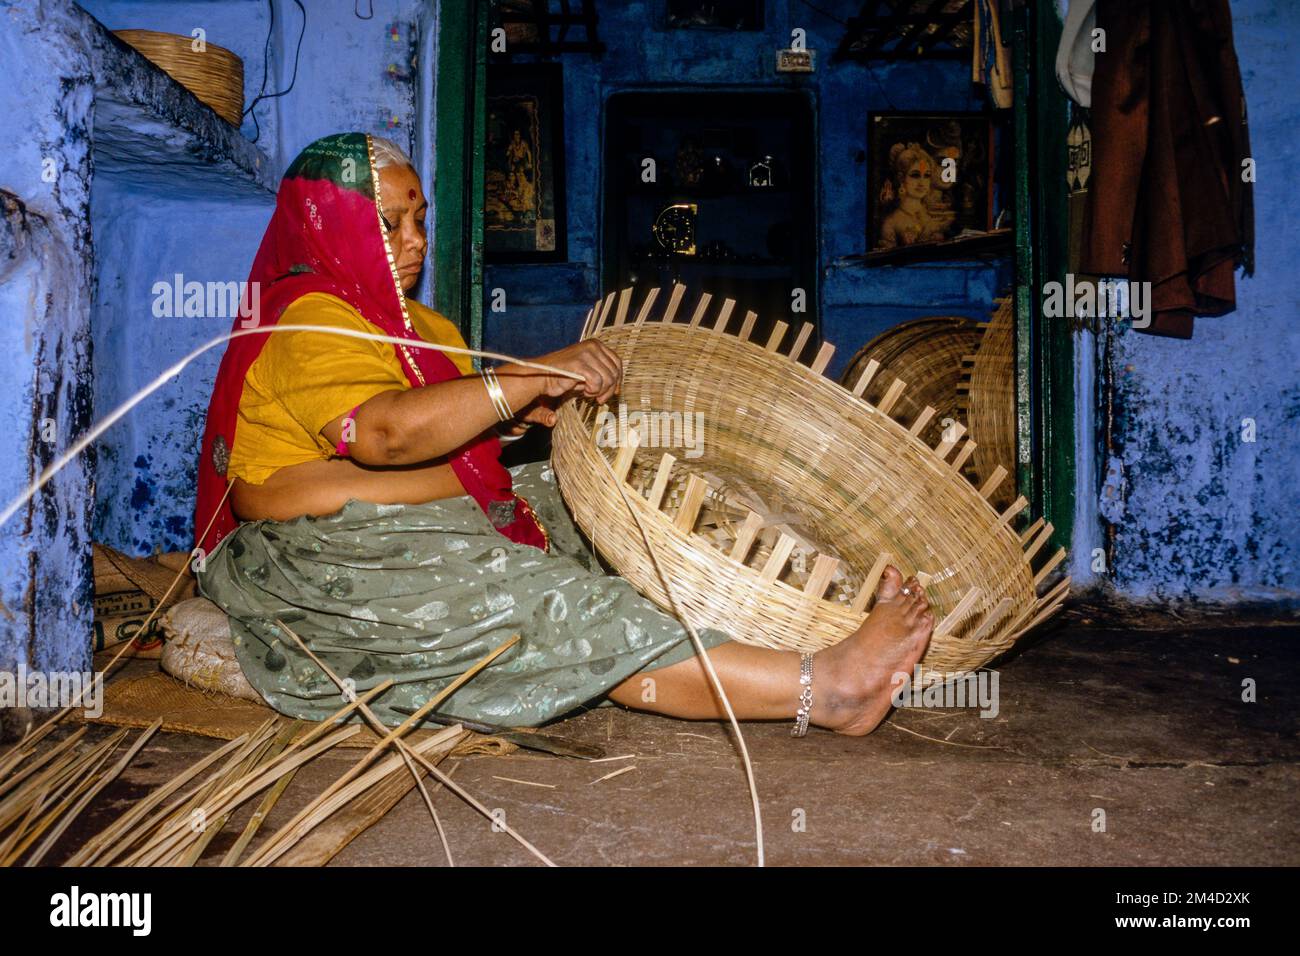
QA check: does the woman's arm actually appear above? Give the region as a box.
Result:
[321,339,622,466]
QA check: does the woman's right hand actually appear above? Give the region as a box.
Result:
[528,340,623,405]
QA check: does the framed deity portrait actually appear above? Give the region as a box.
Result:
[867,112,995,253]
[485,63,567,262]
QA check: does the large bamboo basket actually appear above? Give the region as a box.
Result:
[958,298,1018,512]
[551,285,1069,682]
[114,30,244,126]
[839,316,985,447]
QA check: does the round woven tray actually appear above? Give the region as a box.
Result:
[959,298,1018,511]
[839,316,985,447]
[114,29,244,126]
[551,285,1069,681]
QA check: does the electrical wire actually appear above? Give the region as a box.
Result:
[242,0,308,144]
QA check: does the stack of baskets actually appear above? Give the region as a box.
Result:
[114,29,245,127]
[551,285,1068,682]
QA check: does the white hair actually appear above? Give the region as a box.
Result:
[371,135,414,171]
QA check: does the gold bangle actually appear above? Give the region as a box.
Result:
[482,367,514,422]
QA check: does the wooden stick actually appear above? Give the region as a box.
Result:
[712,298,736,334]
[933,588,984,639]
[759,533,798,585]
[908,406,936,437]
[997,495,1029,527]
[789,322,813,362]
[646,453,676,510]
[613,286,633,327]
[738,310,757,342]
[729,512,764,563]
[611,426,641,482]
[765,320,788,352]
[810,341,835,375]
[948,439,977,472]
[1033,548,1068,586]
[661,282,687,324]
[688,291,713,328]
[593,291,616,336]
[852,551,894,614]
[673,474,709,534]
[1018,516,1046,545]
[934,421,968,460]
[802,554,840,599]
[876,378,907,415]
[633,286,660,327]
[851,358,880,397]
[1024,522,1055,562]
[980,465,1009,500]
[968,597,1014,642]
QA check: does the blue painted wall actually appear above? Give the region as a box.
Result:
[1077,0,1300,603]
[484,0,1012,380]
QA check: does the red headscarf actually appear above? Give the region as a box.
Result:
[194,133,547,555]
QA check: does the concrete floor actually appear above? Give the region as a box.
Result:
[17,620,1300,867]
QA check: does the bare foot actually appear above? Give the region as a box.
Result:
[810,566,934,736]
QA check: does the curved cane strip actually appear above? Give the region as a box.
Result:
[0,322,765,866]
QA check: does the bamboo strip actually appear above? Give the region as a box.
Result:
[851,358,880,397]
[968,597,1014,642]
[759,533,797,585]
[980,465,1009,500]
[712,298,736,334]
[802,554,840,599]
[738,310,757,342]
[688,292,713,328]
[613,286,633,327]
[933,588,984,638]
[949,439,977,472]
[909,406,936,437]
[646,453,676,510]
[729,512,764,563]
[810,341,835,375]
[852,552,894,614]
[933,421,968,459]
[593,291,616,336]
[661,282,687,324]
[611,426,641,481]
[876,378,907,415]
[790,322,813,362]
[1018,516,1046,545]
[1033,549,1068,587]
[673,474,709,534]
[765,320,788,352]
[633,287,661,327]
[218,721,304,867]
[1023,522,1055,563]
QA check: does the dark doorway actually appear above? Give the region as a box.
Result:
[602,90,818,344]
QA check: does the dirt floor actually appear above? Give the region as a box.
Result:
[14,620,1300,867]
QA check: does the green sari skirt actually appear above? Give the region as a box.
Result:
[196,461,730,728]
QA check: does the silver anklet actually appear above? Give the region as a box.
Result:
[791,652,814,737]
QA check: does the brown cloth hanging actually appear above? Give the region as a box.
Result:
[1081,0,1254,338]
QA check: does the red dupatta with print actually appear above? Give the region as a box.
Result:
[194,132,547,555]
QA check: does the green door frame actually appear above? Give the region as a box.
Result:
[1012,1,1074,547]
[433,0,487,352]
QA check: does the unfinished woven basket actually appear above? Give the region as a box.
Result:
[114,29,244,126]
[551,285,1069,682]
[840,315,985,447]
[958,298,1018,512]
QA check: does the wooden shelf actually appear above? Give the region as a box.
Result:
[78,5,276,198]
[848,228,1013,266]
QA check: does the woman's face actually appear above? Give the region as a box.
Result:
[378,163,428,293]
[902,157,932,200]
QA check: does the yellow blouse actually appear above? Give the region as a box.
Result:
[226,292,474,485]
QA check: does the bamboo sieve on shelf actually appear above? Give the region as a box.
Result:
[551,284,1069,683]
[113,29,245,127]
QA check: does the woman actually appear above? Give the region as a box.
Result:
[195,132,934,735]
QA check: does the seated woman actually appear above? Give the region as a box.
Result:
[194,133,935,736]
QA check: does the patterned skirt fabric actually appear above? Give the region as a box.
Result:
[196,461,730,727]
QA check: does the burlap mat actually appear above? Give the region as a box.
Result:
[75,669,514,756]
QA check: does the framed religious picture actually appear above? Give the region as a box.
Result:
[866,112,995,253]
[486,63,566,262]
